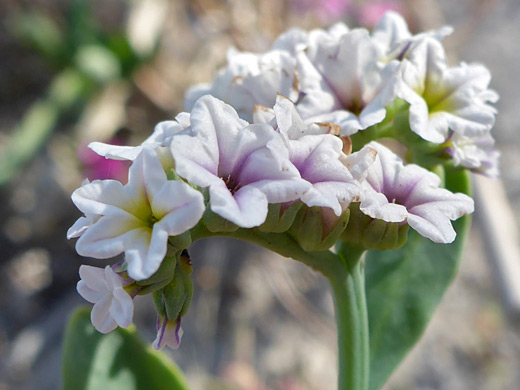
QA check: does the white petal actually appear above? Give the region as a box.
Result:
[151,180,205,223]
[372,11,411,55]
[271,27,308,53]
[407,207,456,243]
[124,227,154,281]
[360,190,408,222]
[142,226,169,277]
[209,183,268,228]
[76,214,145,259]
[184,83,212,112]
[72,180,138,218]
[77,280,106,303]
[125,148,167,207]
[342,146,378,182]
[79,265,109,292]
[104,265,123,289]
[111,288,134,328]
[91,295,118,333]
[89,142,143,161]
[67,214,99,239]
[253,105,275,124]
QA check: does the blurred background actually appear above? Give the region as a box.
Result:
[1,0,519,389]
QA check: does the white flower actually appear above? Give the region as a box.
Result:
[272,96,368,215]
[171,95,310,228]
[448,132,500,178]
[397,37,498,143]
[70,148,205,280]
[184,45,336,125]
[304,27,401,135]
[372,11,453,61]
[77,265,134,333]
[359,142,474,243]
[185,48,300,122]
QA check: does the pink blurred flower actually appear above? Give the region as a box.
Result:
[292,0,352,22]
[358,1,403,28]
[79,137,130,182]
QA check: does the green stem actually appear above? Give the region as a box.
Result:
[191,224,346,278]
[191,224,370,390]
[331,243,369,390]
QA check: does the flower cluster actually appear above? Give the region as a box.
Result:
[69,12,494,347]
[186,11,498,176]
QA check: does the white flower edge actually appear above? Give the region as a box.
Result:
[89,115,190,161]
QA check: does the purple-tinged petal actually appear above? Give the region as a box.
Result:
[153,317,183,350]
[359,141,474,243]
[172,96,308,228]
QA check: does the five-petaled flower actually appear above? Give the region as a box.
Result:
[69,148,205,280]
[170,95,311,228]
[77,265,134,333]
[359,142,474,243]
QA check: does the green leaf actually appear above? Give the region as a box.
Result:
[365,170,472,390]
[62,307,189,390]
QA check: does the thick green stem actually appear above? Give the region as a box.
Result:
[331,244,369,390]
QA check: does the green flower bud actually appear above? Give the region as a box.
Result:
[290,206,350,252]
[341,203,409,251]
[152,250,194,322]
[258,202,302,233]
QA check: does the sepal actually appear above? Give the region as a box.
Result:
[258,202,302,233]
[341,202,409,250]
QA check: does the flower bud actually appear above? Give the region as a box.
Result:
[152,250,194,324]
[289,206,350,252]
[341,203,409,250]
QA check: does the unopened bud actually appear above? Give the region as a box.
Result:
[341,203,409,250]
[290,206,350,251]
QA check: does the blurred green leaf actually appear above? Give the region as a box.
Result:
[10,11,68,66]
[62,307,189,390]
[66,0,99,49]
[365,170,472,390]
[75,45,121,83]
[0,69,91,186]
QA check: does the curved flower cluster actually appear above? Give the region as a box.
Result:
[186,12,498,176]
[68,12,490,346]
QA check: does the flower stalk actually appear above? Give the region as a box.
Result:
[332,243,369,390]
